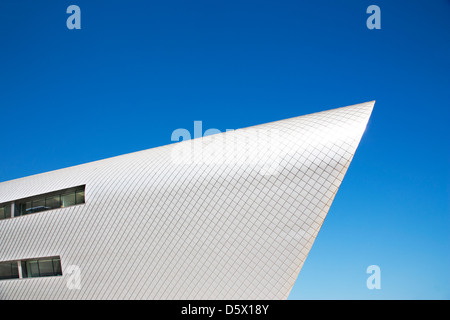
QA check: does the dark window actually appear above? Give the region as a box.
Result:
[26,260,40,278]
[21,261,27,277]
[18,257,63,279]
[0,261,19,280]
[38,259,55,277]
[75,190,85,205]
[53,259,62,275]
[61,193,75,207]
[29,198,46,214]
[14,185,85,217]
[0,204,11,220]
[45,195,61,210]
[1,257,63,281]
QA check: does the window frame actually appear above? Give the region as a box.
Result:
[6,185,87,219]
[0,261,20,281]
[0,203,11,221]
[0,256,63,281]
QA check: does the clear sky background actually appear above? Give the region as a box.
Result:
[0,0,448,299]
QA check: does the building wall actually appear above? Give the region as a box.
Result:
[0,101,374,299]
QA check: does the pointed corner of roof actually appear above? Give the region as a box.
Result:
[354,100,375,109]
[345,100,375,121]
[363,100,375,119]
[367,100,376,109]
[362,100,376,113]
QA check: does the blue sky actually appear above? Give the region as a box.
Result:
[0,0,448,299]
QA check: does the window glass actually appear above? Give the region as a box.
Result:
[5,205,10,218]
[52,258,62,276]
[30,199,45,213]
[18,203,25,216]
[26,260,40,277]
[14,204,20,217]
[14,185,85,217]
[0,262,11,280]
[61,193,76,207]
[0,262,19,280]
[0,256,62,281]
[11,262,19,278]
[38,259,54,277]
[0,205,12,220]
[21,261,28,278]
[19,202,30,216]
[75,191,85,205]
[45,195,61,210]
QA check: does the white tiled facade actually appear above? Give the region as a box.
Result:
[0,101,374,299]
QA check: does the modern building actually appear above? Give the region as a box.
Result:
[0,101,374,299]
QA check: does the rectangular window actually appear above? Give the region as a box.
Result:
[53,259,62,275]
[26,260,40,278]
[0,261,19,280]
[30,198,45,213]
[45,195,61,210]
[75,190,85,205]
[0,204,11,221]
[38,259,55,277]
[18,201,31,216]
[61,193,75,207]
[22,257,63,278]
[0,256,62,281]
[13,185,85,218]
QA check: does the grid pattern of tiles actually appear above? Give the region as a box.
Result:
[0,101,374,299]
